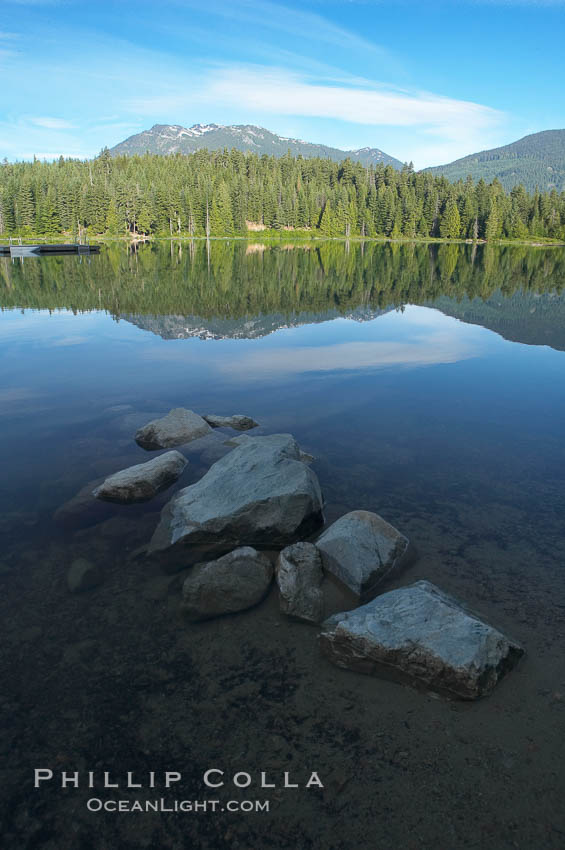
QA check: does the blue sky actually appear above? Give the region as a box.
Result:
[0,0,563,168]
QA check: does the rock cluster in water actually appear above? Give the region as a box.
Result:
[55,407,524,700]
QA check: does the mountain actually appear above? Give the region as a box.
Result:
[120,306,394,341]
[430,290,565,352]
[428,129,565,193]
[108,123,403,169]
[122,291,565,351]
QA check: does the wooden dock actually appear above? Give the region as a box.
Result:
[0,242,100,258]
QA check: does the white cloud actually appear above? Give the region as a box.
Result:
[217,333,476,377]
[30,116,76,129]
[127,65,502,167]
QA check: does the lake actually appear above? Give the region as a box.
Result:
[1,240,564,849]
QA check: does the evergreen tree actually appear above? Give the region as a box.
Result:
[439,197,461,239]
[105,200,120,234]
[210,182,233,236]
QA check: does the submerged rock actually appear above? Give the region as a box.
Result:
[181,547,273,620]
[113,410,163,438]
[135,408,211,450]
[276,542,324,624]
[54,479,114,530]
[319,581,524,700]
[149,434,324,569]
[92,451,187,504]
[203,414,259,431]
[67,558,102,593]
[316,510,412,600]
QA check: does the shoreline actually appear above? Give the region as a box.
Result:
[1,234,564,248]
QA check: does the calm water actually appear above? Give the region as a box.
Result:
[1,241,565,849]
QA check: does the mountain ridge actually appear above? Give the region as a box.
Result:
[428,129,565,193]
[108,123,565,192]
[109,122,404,169]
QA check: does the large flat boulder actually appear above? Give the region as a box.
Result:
[92,451,187,504]
[135,408,211,450]
[203,414,259,431]
[276,542,324,624]
[181,547,274,621]
[148,434,324,569]
[319,581,524,700]
[316,510,412,600]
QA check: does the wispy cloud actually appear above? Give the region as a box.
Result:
[30,116,76,129]
[172,0,387,55]
[217,333,476,378]
[127,65,502,166]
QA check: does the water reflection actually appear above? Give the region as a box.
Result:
[215,310,480,377]
[1,241,565,350]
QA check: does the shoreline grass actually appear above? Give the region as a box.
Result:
[1,232,563,248]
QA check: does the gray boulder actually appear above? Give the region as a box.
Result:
[276,543,324,624]
[319,581,524,700]
[148,434,324,569]
[135,408,211,450]
[203,414,259,431]
[67,558,102,593]
[316,510,412,600]
[181,547,274,620]
[92,451,187,504]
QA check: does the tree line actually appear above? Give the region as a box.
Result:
[1,147,564,241]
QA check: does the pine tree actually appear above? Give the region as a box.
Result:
[105,200,120,234]
[439,197,461,239]
[485,200,501,241]
[16,182,35,231]
[210,182,233,236]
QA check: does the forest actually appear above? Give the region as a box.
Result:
[1,147,564,241]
